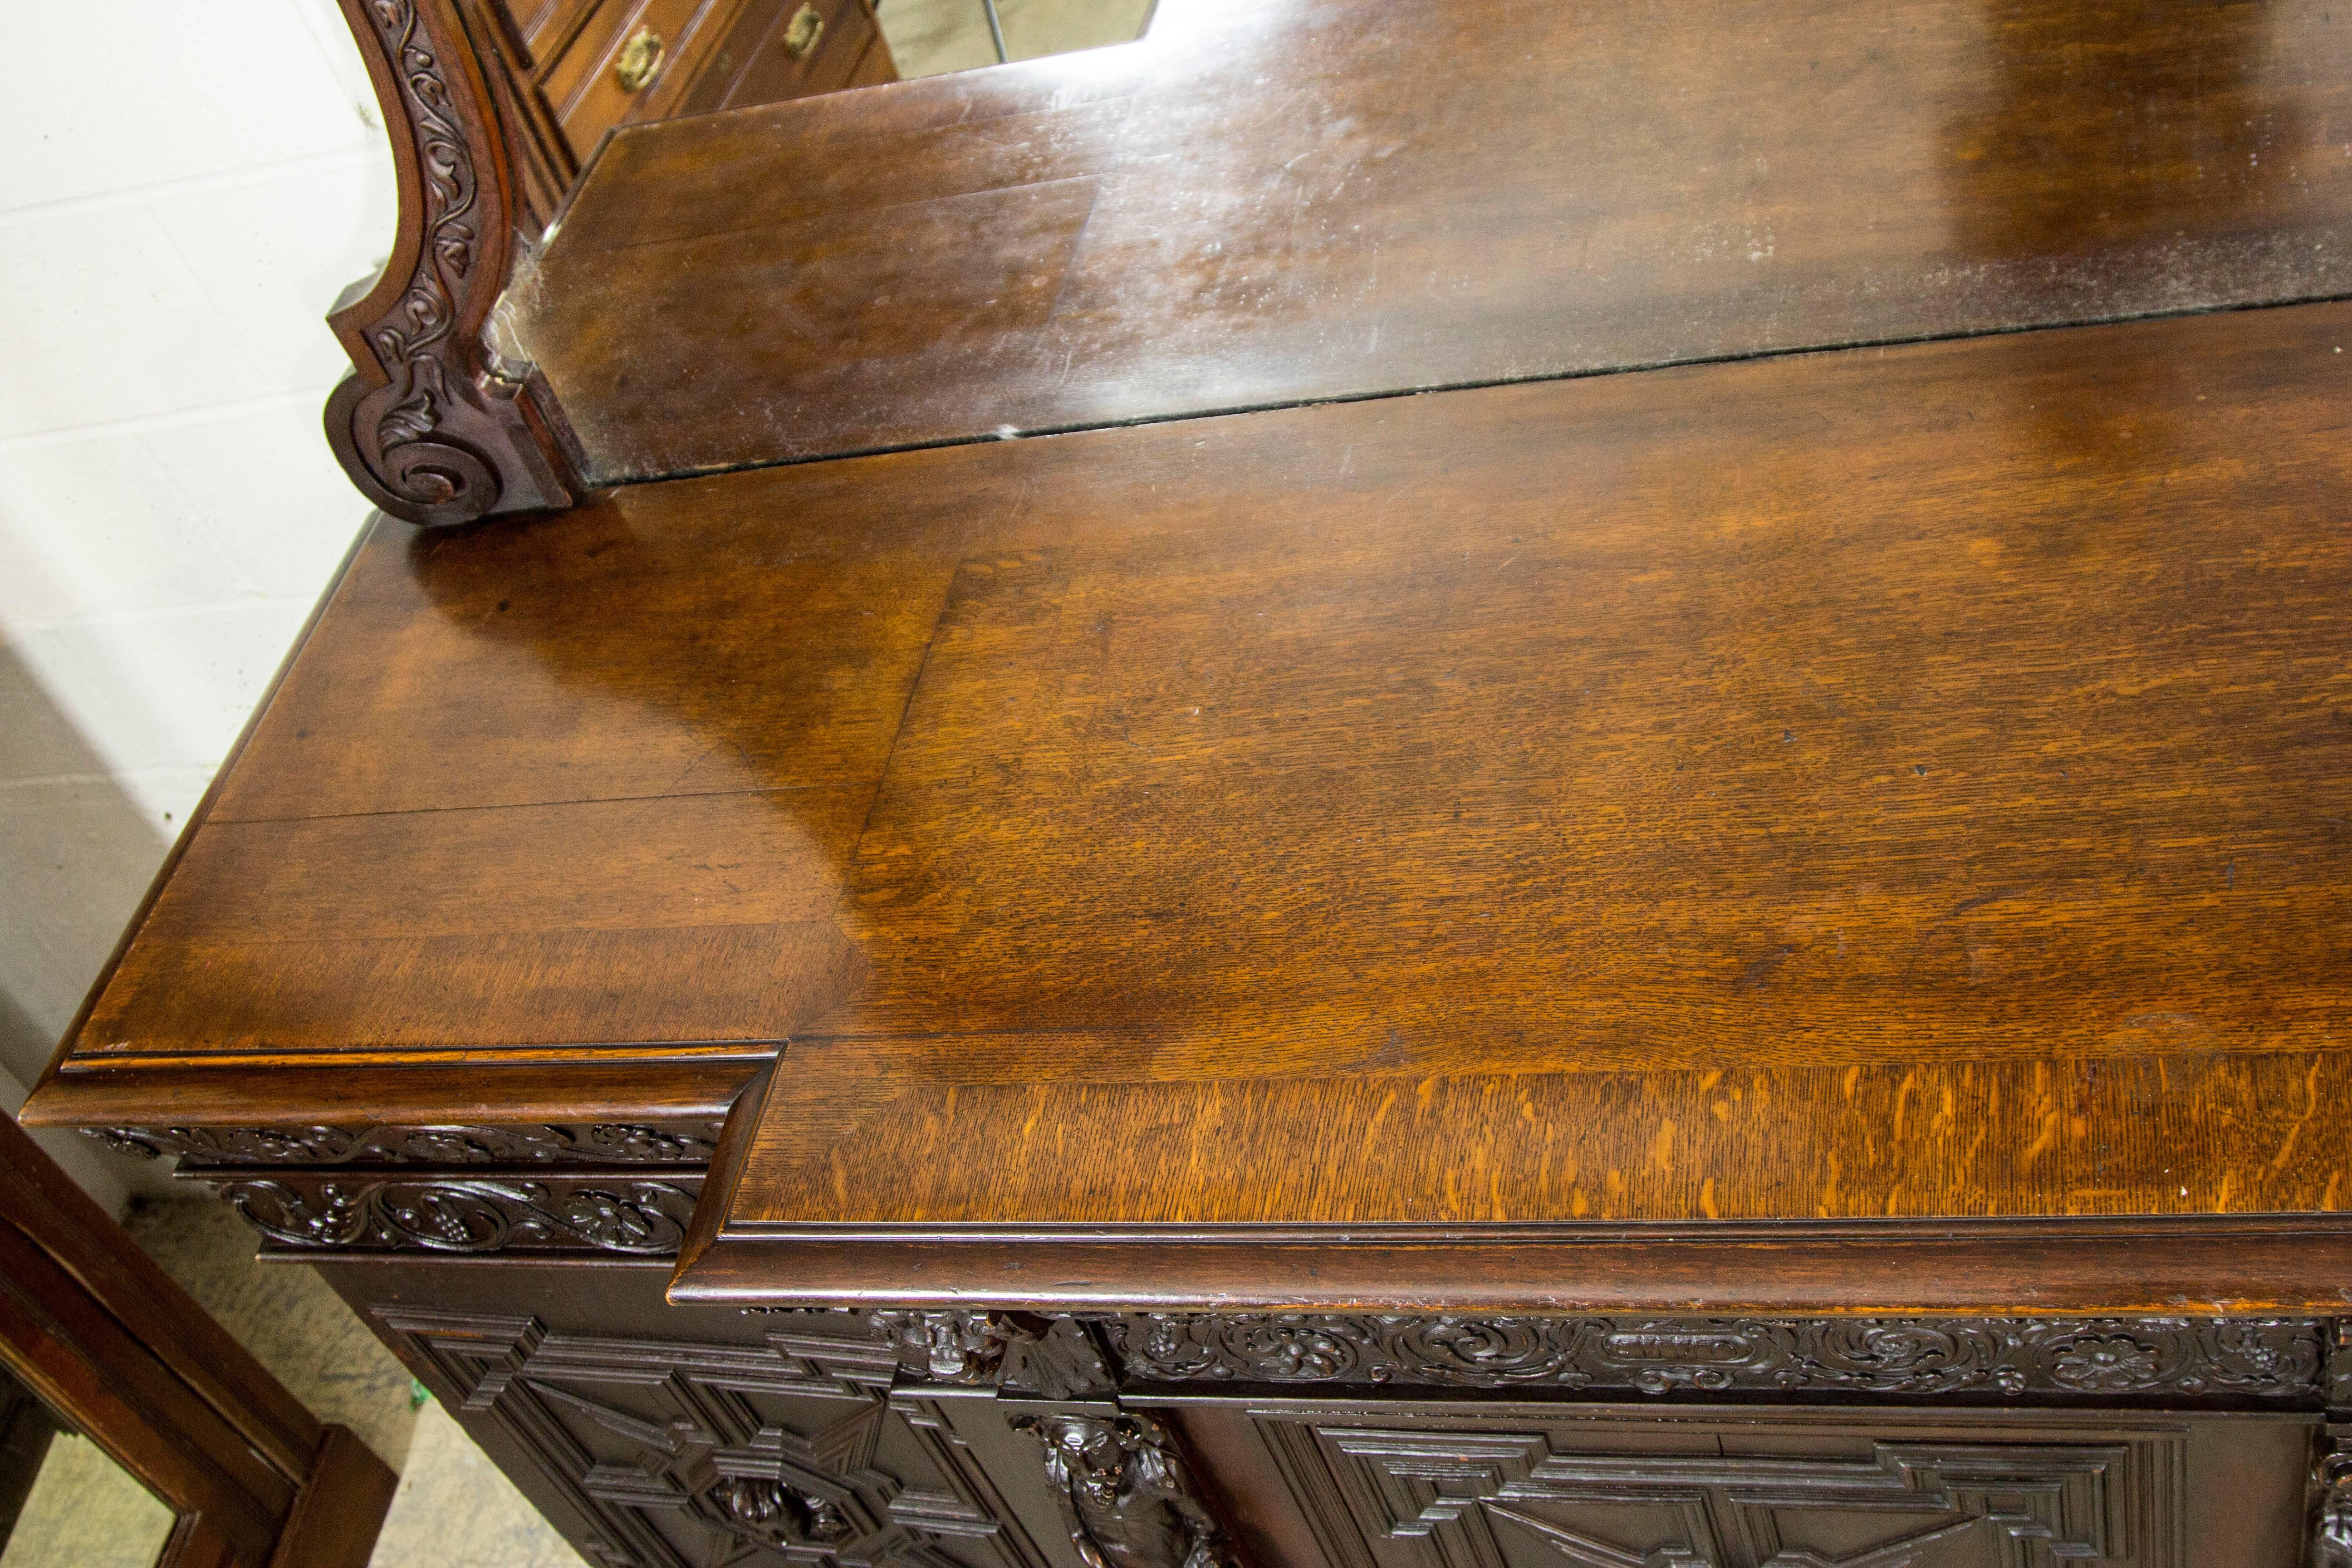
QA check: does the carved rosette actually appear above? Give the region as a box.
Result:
[326,0,576,526]
[699,1475,855,1551]
[85,1121,718,1167]
[1109,1314,2328,1401]
[1013,1412,1236,1568]
[218,1176,697,1254]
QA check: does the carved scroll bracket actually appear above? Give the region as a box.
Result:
[327,0,578,527]
[862,1311,1118,1401]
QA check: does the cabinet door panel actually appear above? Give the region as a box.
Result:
[1218,1403,2313,1568]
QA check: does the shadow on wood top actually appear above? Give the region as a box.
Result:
[509,0,2352,483]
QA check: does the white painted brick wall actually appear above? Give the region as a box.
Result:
[0,0,397,1199]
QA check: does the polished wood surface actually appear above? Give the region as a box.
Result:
[510,0,2352,484]
[33,296,2352,1306]
[674,298,2352,1308]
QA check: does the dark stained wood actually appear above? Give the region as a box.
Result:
[1213,1399,2314,1568]
[0,1112,395,1568]
[0,1368,57,1548]
[31,296,2352,1308]
[510,0,2352,483]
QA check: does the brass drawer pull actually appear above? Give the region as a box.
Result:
[615,26,665,91]
[784,3,824,58]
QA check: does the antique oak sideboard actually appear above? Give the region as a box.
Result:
[25,0,2352,1562]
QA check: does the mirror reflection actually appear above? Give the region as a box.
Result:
[0,1368,173,1568]
[465,0,1156,230]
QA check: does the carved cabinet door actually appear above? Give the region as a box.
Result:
[1221,1402,2315,1568]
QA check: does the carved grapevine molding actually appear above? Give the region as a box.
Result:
[86,1121,719,1167]
[1106,1313,2326,1402]
[218,1176,698,1254]
[326,0,575,525]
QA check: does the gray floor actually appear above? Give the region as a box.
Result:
[131,1196,583,1568]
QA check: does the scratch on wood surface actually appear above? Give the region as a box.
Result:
[2268,1057,2326,1173]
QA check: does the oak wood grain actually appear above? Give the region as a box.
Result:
[31,286,2352,1310]
[689,298,2352,1304]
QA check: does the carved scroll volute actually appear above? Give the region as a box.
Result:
[326,0,578,528]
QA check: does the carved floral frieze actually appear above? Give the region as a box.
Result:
[1106,1313,2327,1402]
[219,1176,699,1254]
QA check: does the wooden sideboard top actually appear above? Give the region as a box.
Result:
[34,292,2352,1307]
[662,299,2352,1311]
[509,0,2352,485]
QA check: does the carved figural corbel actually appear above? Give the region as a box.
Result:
[2319,1440,2352,1568]
[1012,1412,1236,1568]
[326,0,578,527]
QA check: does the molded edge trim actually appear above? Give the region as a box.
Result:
[665,1215,2352,1315]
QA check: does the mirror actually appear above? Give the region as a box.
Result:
[459,0,1157,232]
[0,1368,174,1568]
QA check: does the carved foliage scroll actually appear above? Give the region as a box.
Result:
[1111,1314,2326,1403]
[219,1176,698,1255]
[326,0,575,526]
[377,1310,1048,1568]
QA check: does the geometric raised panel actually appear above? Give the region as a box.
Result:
[1260,1415,2188,1568]
[376,1310,1049,1568]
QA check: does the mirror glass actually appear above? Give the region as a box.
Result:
[479,0,1156,225]
[0,1369,174,1568]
